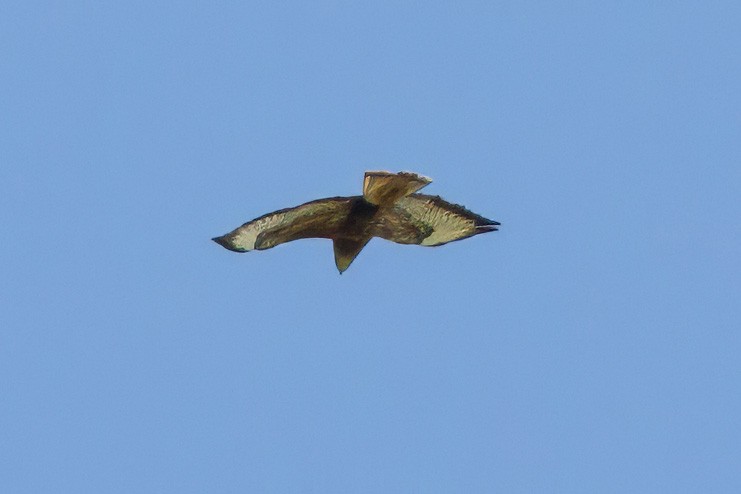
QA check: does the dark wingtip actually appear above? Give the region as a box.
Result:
[474,217,500,232]
[212,234,247,253]
[474,217,500,234]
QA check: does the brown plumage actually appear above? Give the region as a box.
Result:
[213,171,499,273]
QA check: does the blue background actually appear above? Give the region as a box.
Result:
[2,2,740,492]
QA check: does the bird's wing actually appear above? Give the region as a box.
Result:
[212,196,355,252]
[375,193,499,246]
[362,171,431,206]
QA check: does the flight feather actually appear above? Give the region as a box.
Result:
[213,171,499,272]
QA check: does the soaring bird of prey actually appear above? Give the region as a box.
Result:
[213,171,499,273]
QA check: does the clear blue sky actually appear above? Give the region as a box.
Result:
[2,2,740,492]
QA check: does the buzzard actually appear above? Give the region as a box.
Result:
[213,171,499,273]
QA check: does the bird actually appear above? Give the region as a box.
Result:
[213,171,499,273]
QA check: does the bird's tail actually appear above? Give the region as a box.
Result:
[362,171,431,207]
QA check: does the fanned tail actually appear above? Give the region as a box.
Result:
[362,171,431,207]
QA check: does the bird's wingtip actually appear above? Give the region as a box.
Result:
[212,234,248,252]
[475,217,500,233]
[474,217,500,231]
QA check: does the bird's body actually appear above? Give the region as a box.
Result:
[213,171,499,273]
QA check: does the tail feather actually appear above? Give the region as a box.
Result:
[362,171,431,206]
